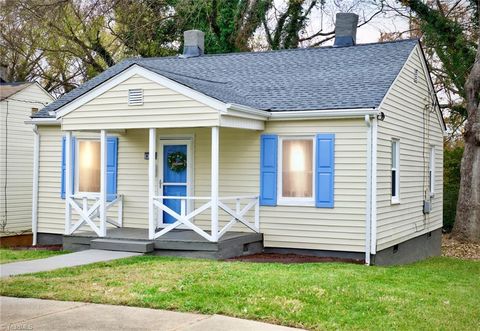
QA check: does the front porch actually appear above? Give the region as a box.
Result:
[61,126,263,252]
[63,227,263,259]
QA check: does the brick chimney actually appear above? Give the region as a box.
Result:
[182,30,205,58]
[333,13,359,47]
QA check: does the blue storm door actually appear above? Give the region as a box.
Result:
[160,143,189,224]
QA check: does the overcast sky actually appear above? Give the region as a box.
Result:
[285,1,411,46]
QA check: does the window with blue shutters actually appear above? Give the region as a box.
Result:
[61,136,118,201]
[261,133,335,208]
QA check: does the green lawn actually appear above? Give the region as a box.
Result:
[0,256,478,330]
[0,248,68,264]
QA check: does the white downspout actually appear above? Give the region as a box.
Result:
[364,115,372,265]
[371,118,378,256]
[31,125,40,245]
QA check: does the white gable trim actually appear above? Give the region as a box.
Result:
[55,64,228,119]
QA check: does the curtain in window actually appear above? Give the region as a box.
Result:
[282,139,313,198]
[78,140,101,192]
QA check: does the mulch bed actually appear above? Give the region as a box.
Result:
[442,235,480,260]
[227,253,364,264]
[4,245,63,251]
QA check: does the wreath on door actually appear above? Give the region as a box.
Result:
[167,151,187,172]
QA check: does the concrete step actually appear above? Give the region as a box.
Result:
[90,239,154,253]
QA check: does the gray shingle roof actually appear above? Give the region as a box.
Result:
[1,82,33,101]
[33,39,418,118]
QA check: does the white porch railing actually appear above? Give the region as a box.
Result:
[152,195,260,242]
[65,193,123,236]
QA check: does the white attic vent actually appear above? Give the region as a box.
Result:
[128,88,143,105]
[413,69,419,83]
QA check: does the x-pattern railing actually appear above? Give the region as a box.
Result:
[152,195,259,242]
[66,194,123,236]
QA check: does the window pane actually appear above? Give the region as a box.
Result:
[282,139,313,198]
[391,141,397,168]
[391,170,396,197]
[429,170,432,192]
[78,140,101,193]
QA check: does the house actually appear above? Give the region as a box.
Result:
[0,67,54,236]
[26,14,445,265]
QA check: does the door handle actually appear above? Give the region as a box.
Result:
[158,179,162,188]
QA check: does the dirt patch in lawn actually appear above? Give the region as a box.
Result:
[227,253,364,264]
[442,235,480,260]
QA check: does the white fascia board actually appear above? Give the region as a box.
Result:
[269,108,379,120]
[55,64,227,119]
[25,118,60,125]
[225,103,270,118]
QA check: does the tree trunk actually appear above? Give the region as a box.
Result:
[452,38,480,243]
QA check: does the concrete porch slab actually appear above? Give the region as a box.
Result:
[63,228,263,259]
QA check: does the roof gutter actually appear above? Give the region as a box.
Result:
[226,103,379,120]
[25,118,60,125]
[268,108,379,120]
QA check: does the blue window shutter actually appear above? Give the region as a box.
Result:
[260,134,278,206]
[61,137,66,199]
[61,136,76,199]
[316,134,335,208]
[106,137,118,202]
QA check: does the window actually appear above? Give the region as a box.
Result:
[429,146,435,197]
[391,139,400,203]
[278,137,314,205]
[77,140,101,193]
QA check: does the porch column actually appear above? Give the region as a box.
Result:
[211,126,219,241]
[99,129,107,237]
[148,128,156,239]
[64,131,72,235]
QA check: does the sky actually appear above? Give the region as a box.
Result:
[278,0,412,46]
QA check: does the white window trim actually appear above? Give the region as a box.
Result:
[277,135,316,206]
[391,139,400,204]
[429,145,435,198]
[75,138,101,197]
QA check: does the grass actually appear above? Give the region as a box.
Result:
[1,256,479,330]
[0,248,68,264]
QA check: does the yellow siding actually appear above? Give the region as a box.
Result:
[262,120,367,252]
[36,126,65,233]
[37,121,368,253]
[61,74,220,131]
[0,84,53,233]
[376,45,444,251]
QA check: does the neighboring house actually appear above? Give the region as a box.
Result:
[0,68,54,234]
[27,14,445,265]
